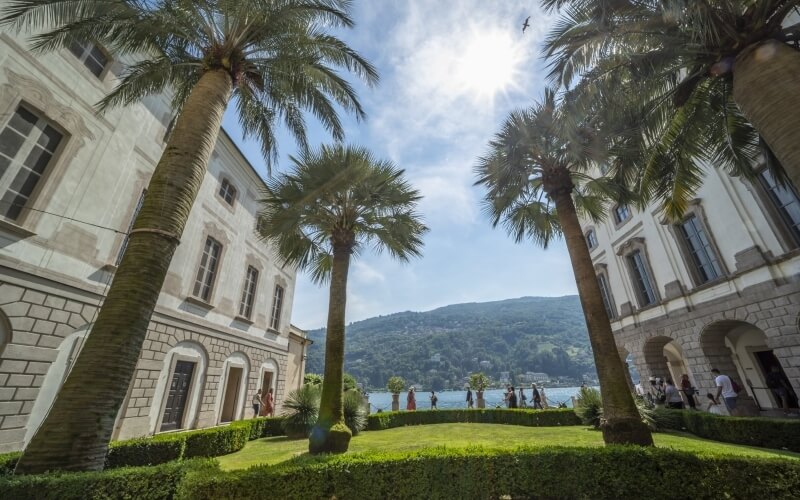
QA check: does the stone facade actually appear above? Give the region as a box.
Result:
[581,161,800,414]
[0,16,310,452]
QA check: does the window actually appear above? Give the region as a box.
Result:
[193,237,222,302]
[597,273,616,319]
[613,204,631,224]
[627,250,657,307]
[759,169,800,244]
[218,178,237,206]
[0,105,64,220]
[269,285,284,331]
[116,190,147,266]
[68,38,110,78]
[679,215,722,283]
[586,229,598,249]
[238,266,259,319]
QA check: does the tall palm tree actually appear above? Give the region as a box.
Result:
[257,144,427,454]
[542,0,800,218]
[4,0,377,473]
[475,89,653,446]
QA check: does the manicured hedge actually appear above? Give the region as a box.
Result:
[183,422,251,458]
[654,409,800,452]
[176,446,800,500]
[367,408,580,430]
[105,435,186,469]
[0,452,20,476]
[0,458,217,500]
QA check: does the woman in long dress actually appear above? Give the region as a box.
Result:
[406,387,416,411]
[261,387,275,417]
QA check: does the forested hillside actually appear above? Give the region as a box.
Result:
[306,296,596,390]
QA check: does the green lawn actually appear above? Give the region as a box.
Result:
[217,423,800,470]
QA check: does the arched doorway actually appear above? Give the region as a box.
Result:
[643,336,692,385]
[217,352,250,423]
[151,341,208,433]
[700,320,793,413]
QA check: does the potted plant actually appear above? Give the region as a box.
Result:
[470,372,489,409]
[386,376,406,412]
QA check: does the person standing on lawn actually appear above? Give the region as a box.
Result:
[712,368,738,414]
[531,383,544,410]
[466,385,474,409]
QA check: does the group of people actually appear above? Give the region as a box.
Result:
[251,387,274,418]
[645,369,740,415]
[503,384,545,409]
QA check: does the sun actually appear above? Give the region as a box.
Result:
[456,30,523,98]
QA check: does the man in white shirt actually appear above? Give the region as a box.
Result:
[712,368,737,413]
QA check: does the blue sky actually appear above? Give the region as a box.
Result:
[223,1,578,329]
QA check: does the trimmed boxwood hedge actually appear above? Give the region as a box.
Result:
[0,458,217,500]
[183,421,251,458]
[176,446,800,500]
[367,408,580,430]
[654,409,800,452]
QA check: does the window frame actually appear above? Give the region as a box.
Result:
[595,264,617,320]
[192,236,223,303]
[617,237,660,310]
[238,265,259,320]
[585,228,598,250]
[612,204,632,228]
[669,202,727,287]
[0,103,67,222]
[67,38,112,80]
[218,177,238,207]
[756,168,800,248]
[269,284,285,331]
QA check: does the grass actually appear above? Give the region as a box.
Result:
[217,423,800,470]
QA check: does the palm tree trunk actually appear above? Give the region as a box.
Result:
[551,188,653,446]
[15,70,233,474]
[309,244,352,454]
[733,40,800,190]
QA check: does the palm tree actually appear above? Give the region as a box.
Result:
[475,89,653,446]
[542,0,800,217]
[257,144,427,454]
[4,0,377,473]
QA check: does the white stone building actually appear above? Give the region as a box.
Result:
[580,160,800,414]
[0,26,310,452]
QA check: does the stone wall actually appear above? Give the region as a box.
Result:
[616,277,800,410]
[0,274,292,452]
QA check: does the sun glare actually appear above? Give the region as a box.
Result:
[456,30,522,98]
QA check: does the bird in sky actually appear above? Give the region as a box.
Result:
[522,16,530,33]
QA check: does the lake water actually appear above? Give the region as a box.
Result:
[365,387,591,412]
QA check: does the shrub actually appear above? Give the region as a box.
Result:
[0,452,20,476]
[574,386,603,428]
[386,376,405,394]
[183,424,251,458]
[653,409,800,452]
[343,390,368,436]
[468,372,489,391]
[106,434,186,469]
[281,384,320,439]
[303,373,323,386]
[0,458,217,500]
[176,446,800,500]
[366,408,580,431]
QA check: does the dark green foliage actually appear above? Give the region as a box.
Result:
[0,459,217,500]
[105,435,185,469]
[0,452,20,476]
[281,384,321,439]
[307,296,596,389]
[247,417,285,439]
[303,373,323,386]
[183,423,251,459]
[653,409,800,452]
[176,446,800,500]
[574,386,603,428]
[343,390,368,435]
[343,373,359,392]
[366,408,580,431]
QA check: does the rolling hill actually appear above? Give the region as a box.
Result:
[305,295,597,390]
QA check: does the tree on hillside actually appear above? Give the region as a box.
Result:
[475,89,653,446]
[257,144,427,454]
[3,0,377,474]
[542,0,800,218]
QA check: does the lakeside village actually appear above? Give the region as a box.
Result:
[1,1,800,499]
